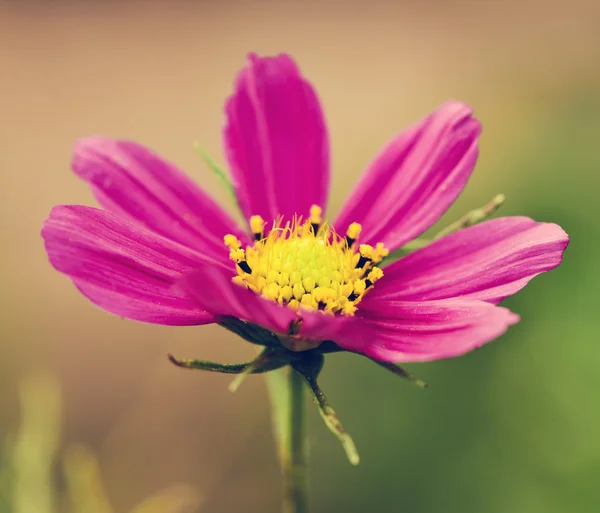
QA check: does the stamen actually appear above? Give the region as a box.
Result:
[225,214,387,316]
[309,205,322,234]
[238,261,252,274]
[250,215,266,241]
[365,267,384,288]
[345,222,362,248]
[356,244,373,269]
[227,246,253,274]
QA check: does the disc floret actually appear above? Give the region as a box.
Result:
[224,206,387,315]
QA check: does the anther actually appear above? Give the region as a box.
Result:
[356,244,373,269]
[309,205,322,234]
[345,222,362,248]
[365,267,383,288]
[229,248,253,274]
[238,261,252,274]
[250,215,266,241]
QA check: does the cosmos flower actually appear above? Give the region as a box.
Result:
[42,53,568,364]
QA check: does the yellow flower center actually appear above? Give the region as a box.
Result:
[224,205,388,316]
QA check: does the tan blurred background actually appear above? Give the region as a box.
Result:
[1,1,599,512]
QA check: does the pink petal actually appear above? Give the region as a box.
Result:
[72,137,249,264]
[223,53,330,225]
[334,101,481,251]
[371,217,569,304]
[178,267,364,347]
[42,205,223,326]
[179,267,297,335]
[347,298,520,363]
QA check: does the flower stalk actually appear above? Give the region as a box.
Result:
[281,368,309,513]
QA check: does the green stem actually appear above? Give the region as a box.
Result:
[434,193,506,239]
[282,368,309,513]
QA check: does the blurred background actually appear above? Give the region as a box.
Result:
[1,1,599,512]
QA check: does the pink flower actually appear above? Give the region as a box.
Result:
[42,53,568,363]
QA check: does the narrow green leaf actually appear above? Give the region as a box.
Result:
[193,143,243,215]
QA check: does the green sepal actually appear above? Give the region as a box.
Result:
[228,348,278,392]
[370,359,428,388]
[167,348,289,375]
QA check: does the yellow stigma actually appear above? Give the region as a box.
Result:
[372,242,389,263]
[224,234,241,250]
[225,205,388,316]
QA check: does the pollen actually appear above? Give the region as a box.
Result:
[224,205,387,316]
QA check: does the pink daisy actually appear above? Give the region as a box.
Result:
[42,53,568,365]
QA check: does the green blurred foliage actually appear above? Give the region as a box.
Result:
[0,374,201,513]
